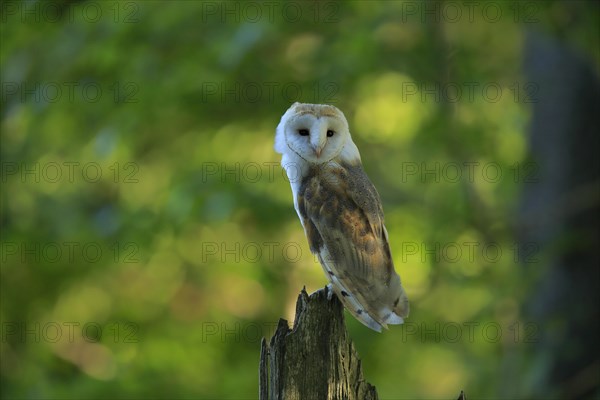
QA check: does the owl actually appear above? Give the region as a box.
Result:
[274,102,409,332]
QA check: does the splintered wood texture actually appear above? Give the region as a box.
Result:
[259,287,378,400]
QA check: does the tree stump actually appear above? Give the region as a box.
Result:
[259,286,378,400]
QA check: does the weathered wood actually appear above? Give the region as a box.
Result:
[259,337,269,399]
[259,286,378,400]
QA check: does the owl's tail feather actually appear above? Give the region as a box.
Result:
[326,286,408,333]
[320,254,409,333]
[361,285,409,331]
[326,284,386,332]
[376,278,410,328]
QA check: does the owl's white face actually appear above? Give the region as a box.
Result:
[283,112,347,164]
[275,103,360,166]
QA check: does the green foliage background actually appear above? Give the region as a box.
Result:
[1,1,598,399]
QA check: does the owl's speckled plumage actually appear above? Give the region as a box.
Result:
[275,102,409,332]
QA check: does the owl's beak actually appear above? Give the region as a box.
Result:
[312,145,322,157]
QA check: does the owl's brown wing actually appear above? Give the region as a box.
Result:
[297,162,409,332]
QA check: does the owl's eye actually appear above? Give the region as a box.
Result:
[327,130,335,137]
[298,129,309,136]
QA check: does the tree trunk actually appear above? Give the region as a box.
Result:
[259,286,378,400]
[515,30,600,398]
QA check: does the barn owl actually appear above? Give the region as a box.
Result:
[274,102,409,332]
